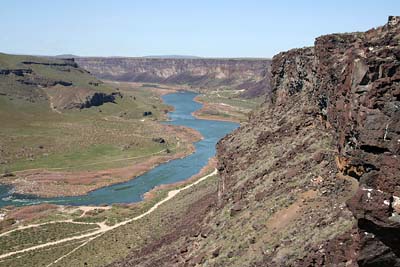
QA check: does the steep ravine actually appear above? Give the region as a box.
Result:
[110,17,399,266]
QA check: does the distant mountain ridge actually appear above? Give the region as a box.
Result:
[53,54,80,59]
[142,55,201,59]
[75,57,272,97]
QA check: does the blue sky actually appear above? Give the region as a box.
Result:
[1,0,398,58]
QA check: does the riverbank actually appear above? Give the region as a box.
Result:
[105,82,254,124]
[1,82,188,197]
[0,83,205,198]
[0,156,218,234]
[192,96,242,123]
[0,167,219,265]
[0,91,238,267]
[192,92,262,123]
[1,125,202,198]
[0,90,237,208]
[143,157,217,200]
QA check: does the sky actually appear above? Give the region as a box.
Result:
[1,0,399,58]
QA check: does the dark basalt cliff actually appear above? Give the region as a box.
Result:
[50,89,122,110]
[75,57,271,97]
[109,17,400,267]
[216,16,400,266]
[0,55,120,110]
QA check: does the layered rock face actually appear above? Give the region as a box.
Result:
[108,18,399,267]
[215,17,400,266]
[48,88,122,110]
[301,16,400,266]
[75,57,271,97]
[0,55,120,110]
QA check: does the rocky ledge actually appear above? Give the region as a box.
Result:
[0,55,120,110]
[75,57,272,97]
[106,17,399,267]
[216,16,400,266]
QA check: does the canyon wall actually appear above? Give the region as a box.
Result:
[75,57,271,97]
[110,17,400,267]
[108,17,399,267]
[215,16,400,266]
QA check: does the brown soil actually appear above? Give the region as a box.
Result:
[266,190,318,231]
[5,204,59,221]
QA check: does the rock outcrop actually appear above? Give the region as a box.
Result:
[21,59,79,68]
[0,69,32,76]
[109,17,400,267]
[49,88,122,110]
[299,16,400,267]
[75,57,272,97]
[0,54,120,110]
[216,16,400,266]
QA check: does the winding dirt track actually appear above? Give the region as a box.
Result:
[0,169,217,262]
[0,206,111,238]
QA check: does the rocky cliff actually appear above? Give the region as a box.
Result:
[0,54,121,110]
[215,16,400,266]
[109,17,400,267]
[75,57,271,97]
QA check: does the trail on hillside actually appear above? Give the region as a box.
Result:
[0,169,217,262]
[0,206,111,238]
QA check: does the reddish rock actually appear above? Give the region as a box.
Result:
[107,16,400,267]
[312,152,325,163]
[217,16,400,266]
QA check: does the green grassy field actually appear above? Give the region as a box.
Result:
[0,174,218,267]
[0,86,174,173]
[0,53,178,174]
[0,239,87,267]
[195,89,263,122]
[202,89,264,109]
[0,222,99,255]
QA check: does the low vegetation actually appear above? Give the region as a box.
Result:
[0,53,201,197]
[0,171,218,267]
[0,222,99,255]
[194,89,263,122]
[0,82,173,173]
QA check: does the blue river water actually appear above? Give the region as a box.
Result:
[0,91,238,207]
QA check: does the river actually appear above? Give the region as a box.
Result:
[0,91,239,207]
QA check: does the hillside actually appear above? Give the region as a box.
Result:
[108,16,400,267]
[75,57,272,98]
[0,53,121,110]
[0,53,197,198]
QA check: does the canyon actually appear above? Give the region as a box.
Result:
[0,16,399,267]
[75,57,272,98]
[109,16,400,267]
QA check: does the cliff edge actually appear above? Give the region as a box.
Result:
[75,57,272,97]
[215,16,400,266]
[109,17,400,267]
